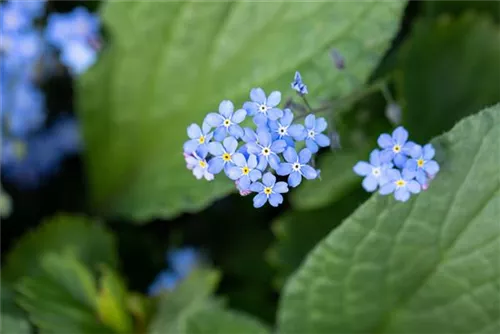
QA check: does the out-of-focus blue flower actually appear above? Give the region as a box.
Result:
[405,144,440,185]
[304,114,330,153]
[204,100,246,141]
[377,126,416,168]
[184,146,214,181]
[268,108,306,146]
[45,7,99,48]
[353,149,393,192]
[246,129,286,170]
[243,88,283,125]
[277,147,317,187]
[250,172,288,208]
[11,0,47,20]
[207,136,238,175]
[183,122,212,154]
[60,40,97,75]
[49,116,82,154]
[147,271,179,296]
[291,71,308,95]
[1,2,30,32]
[227,153,262,190]
[6,81,46,137]
[379,168,421,202]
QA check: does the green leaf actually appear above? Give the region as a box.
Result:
[16,252,113,334]
[278,104,500,333]
[0,186,12,219]
[78,1,406,221]
[183,308,270,334]
[1,313,31,334]
[3,214,117,284]
[397,13,500,142]
[148,269,221,334]
[424,1,500,23]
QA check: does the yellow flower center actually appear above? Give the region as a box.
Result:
[393,144,401,153]
[242,167,250,175]
[264,187,272,195]
[199,160,207,168]
[222,153,231,162]
[396,179,406,187]
[223,119,231,127]
[198,136,205,144]
[417,158,425,168]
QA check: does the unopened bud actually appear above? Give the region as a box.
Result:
[385,102,402,126]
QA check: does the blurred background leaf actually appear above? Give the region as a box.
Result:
[77,1,405,222]
[278,105,500,333]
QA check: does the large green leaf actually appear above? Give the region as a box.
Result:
[1,281,30,334]
[424,1,500,23]
[183,307,270,334]
[397,12,500,142]
[78,1,406,221]
[278,104,500,333]
[3,214,117,284]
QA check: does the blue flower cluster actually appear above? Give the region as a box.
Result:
[183,72,330,208]
[353,126,440,202]
[148,247,200,296]
[1,1,100,188]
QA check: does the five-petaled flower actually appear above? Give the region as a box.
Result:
[268,109,306,147]
[277,147,317,187]
[250,172,289,208]
[183,122,212,153]
[377,126,415,168]
[184,147,214,181]
[227,153,262,190]
[304,114,330,153]
[353,149,393,192]
[405,143,440,185]
[207,136,238,175]
[291,71,308,95]
[379,168,421,202]
[243,88,283,126]
[205,100,246,141]
[246,129,287,170]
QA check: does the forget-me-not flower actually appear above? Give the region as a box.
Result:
[379,168,421,202]
[45,7,100,48]
[1,2,30,32]
[250,172,289,208]
[304,114,330,153]
[185,146,214,181]
[246,129,286,170]
[243,88,283,125]
[183,122,212,154]
[378,126,415,168]
[227,153,262,190]
[208,136,238,175]
[277,147,317,187]
[268,108,306,147]
[205,100,246,141]
[405,144,440,185]
[291,71,308,95]
[60,40,97,75]
[353,149,393,192]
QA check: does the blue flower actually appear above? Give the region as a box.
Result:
[183,122,212,154]
[377,126,416,168]
[205,100,246,141]
[7,81,46,137]
[207,136,238,175]
[49,116,82,155]
[291,71,308,95]
[277,147,317,187]
[353,149,393,192]
[268,108,306,146]
[185,146,214,181]
[243,88,283,125]
[45,7,100,48]
[11,0,46,20]
[1,2,30,32]
[249,172,289,208]
[60,40,97,75]
[167,248,200,278]
[405,144,440,185]
[379,168,421,202]
[246,129,286,170]
[227,153,262,190]
[304,114,330,153]
[147,271,179,296]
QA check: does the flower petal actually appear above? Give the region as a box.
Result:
[253,193,268,208]
[353,161,372,176]
[250,88,266,104]
[268,108,283,121]
[213,126,227,141]
[208,142,224,156]
[299,148,312,164]
[231,108,246,124]
[377,133,393,149]
[187,124,202,139]
[246,142,261,155]
[362,175,378,192]
[301,165,317,180]
[386,168,401,181]
[232,153,246,167]
[271,139,287,154]
[392,126,408,144]
[409,144,423,159]
[281,109,294,126]
[416,170,427,185]
[205,113,223,127]
[394,188,410,202]
[223,136,238,154]
[257,130,271,147]
[369,149,381,166]
[243,101,257,115]
[273,181,289,193]
[183,139,199,154]
[253,113,268,127]
[393,154,407,169]
[305,138,319,153]
[202,122,211,134]
[228,124,244,138]
[239,175,251,190]
[315,133,330,147]
[227,166,243,180]
[407,180,421,194]
[314,117,327,133]
[423,144,435,160]
[247,154,258,168]
[250,182,264,192]
[288,124,306,140]
[257,156,268,170]
[242,127,257,143]
[249,169,262,182]
[208,157,224,174]
[262,172,276,187]
[219,100,234,118]
[266,91,281,107]
[268,193,283,207]
[379,182,396,195]
[277,163,293,176]
[424,160,440,174]
[304,114,315,130]
[288,171,302,187]
[380,149,394,163]
[405,158,418,171]
[402,168,416,180]
[268,154,281,170]
[204,171,214,181]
